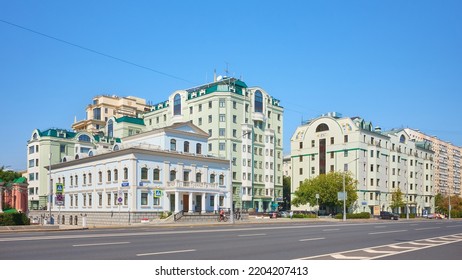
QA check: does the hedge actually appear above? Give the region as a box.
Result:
[292,213,317,219]
[399,213,416,219]
[0,213,30,226]
[334,212,371,219]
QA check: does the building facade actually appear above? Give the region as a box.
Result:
[142,77,284,212]
[26,128,121,210]
[291,113,435,216]
[72,95,152,133]
[405,128,462,197]
[47,122,229,226]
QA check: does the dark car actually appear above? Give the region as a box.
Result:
[380,211,399,220]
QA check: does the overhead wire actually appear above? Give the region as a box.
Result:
[0,18,195,85]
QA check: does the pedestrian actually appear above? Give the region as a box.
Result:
[290,211,293,219]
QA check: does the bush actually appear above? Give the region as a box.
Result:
[292,213,317,219]
[160,211,172,219]
[399,213,416,219]
[0,213,30,226]
[334,212,371,219]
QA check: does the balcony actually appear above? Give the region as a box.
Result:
[165,180,222,191]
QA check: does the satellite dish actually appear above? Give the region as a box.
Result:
[217,75,223,81]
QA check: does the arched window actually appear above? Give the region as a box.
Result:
[123,168,128,180]
[33,133,38,140]
[113,145,120,151]
[196,172,202,183]
[78,134,91,142]
[315,123,329,132]
[107,170,112,182]
[196,143,202,154]
[210,174,216,183]
[400,135,406,144]
[184,141,190,153]
[107,119,114,138]
[153,169,160,181]
[170,139,177,151]
[141,167,148,180]
[114,169,118,181]
[219,175,225,185]
[170,170,177,181]
[255,90,263,113]
[174,94,181,115]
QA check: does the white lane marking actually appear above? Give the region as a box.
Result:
[414,227,441,231]
[299,237,325,242]
[408,242,436,246]
[447,225,462,228]
[368,230,408,235]
[238,233,267,237]
[389,245,419,249]
[137,249,196,257]
[331,254,367,260]
[323,229,340,232]
[73,242,130,247]
[364,249,397,254]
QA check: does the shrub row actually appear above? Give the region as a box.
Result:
[334,212,371,219]
[0,213,30,226]
[292,213,317,219]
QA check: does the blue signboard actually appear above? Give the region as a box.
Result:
[121,182,129,187]
[154,189,162,197]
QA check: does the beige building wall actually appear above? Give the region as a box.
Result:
[405,128,462,197]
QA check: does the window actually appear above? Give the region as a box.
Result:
[233,101,237,109]
[113,169,118,181]
[198,104,202,112]
[311,140,315,147]
[299,142,303,149]
[189,106,193,114]
[98,193,102,206]
[196,143,202,154]
[107,193,111,206]
[219,143,225,151]
[198,118,202,125]
[196,172,202,182]
[83,174,87,185]
[208,101,213,108]
[153,169,160,181]
[299,155,303,162]
[219,99,225,107]
[344,135,349,143]
[299,168,303,175]
[141,167,148,180]
[174,94,181,115]
[183,171,189,181]
[208,115,212,123]
[141,193,148,206]
[184,141,190,153]
[219,114,226,122]
[233,115,237,123]
[170,139,176,151]
[219,128,225,136]
[210,174,216,183]
[107,119,113,138]
[170,170,176,181]
[123,168,128,180]
[219,175,225,185]
[255,90,263,113]
[315,123,329,132]
[107,170,112,182]
[330,137,335,145]
[153,196,160,206]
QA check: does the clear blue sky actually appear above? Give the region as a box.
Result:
[1,0,461,171]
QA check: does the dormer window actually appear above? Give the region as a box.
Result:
[174,94,181,115]
[255,90,263,113]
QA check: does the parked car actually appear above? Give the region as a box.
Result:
[380,211,399,220]
[427,213,445,219]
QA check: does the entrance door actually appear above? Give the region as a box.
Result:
[170,194,175,212]
[195,195,202,212]
[183,194,189,212]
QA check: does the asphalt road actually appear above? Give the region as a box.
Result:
[1,219,461,260]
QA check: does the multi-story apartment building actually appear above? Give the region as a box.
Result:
[48,122,229,226]
[291,113,435,216]
[26,128,121,210]
[72,95,152,133]
[142,77,284,212]
[405,128,462,197]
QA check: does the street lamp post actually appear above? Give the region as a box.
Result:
[343,158,359,222]
[229,131,251,224]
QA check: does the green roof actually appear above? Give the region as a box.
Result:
[13,177,27,184]
[115,116,145,126]
[38,129,76,139]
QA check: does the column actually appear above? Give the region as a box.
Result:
[214,194,219,212]
[201,193,206,214]
[175,191,180,213]
[189,192,193,213]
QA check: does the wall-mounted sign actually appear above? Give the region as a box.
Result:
[154,189,162,197]
[121,182,129,187]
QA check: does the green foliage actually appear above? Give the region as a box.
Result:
[282,176,291,210]
[0,166,22,183]
[334,212,371,219]
[160,211,172,219]
[292,172,358,210]
[390,188,405,212]
[292,213,317,219]
[399,213,416,219]
[0,213,30,226]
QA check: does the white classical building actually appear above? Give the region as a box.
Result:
[46,122,230,225]
[290,113,435,216]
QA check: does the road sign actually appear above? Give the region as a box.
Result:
[56,194,64,201]
[56,183,64,194]
[117,197,123,204]
[154,189,162,197]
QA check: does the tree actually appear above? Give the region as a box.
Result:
[291,172,358,213]
[282,176,291,210]
[0,166,22,183]
[390,188,405,213]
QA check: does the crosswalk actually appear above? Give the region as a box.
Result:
[299,233,462,260]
